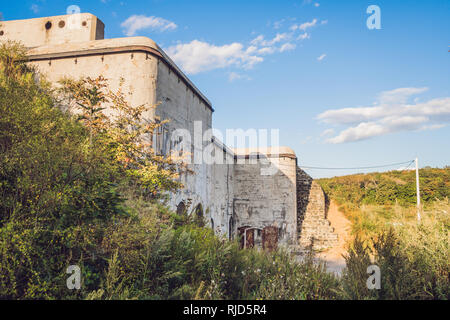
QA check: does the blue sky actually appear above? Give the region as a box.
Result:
[2,0,450,178]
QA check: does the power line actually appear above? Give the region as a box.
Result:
[403,160,415,171]
[299,160,415,170]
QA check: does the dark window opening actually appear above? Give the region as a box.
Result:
[176,201,186,215]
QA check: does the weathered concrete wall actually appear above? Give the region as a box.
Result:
[232,149,298,246]
[0,13,104,47]
[297,168,338,250]
[24,35,227,234]
[209,141,235,236]
[155,55,212,219]
[26,38,159,120]
[8,14,340,250]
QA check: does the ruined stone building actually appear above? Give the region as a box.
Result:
[0,13,338,251]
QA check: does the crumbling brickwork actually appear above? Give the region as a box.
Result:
[297,168,338,250]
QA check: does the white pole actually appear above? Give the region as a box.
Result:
[415,157,421,222]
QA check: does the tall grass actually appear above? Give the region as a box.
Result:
[341,199,449,299]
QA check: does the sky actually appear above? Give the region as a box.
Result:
[2,0,449,178]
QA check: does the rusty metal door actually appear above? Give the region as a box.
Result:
[238,226,255,249]
[262,226,278,251]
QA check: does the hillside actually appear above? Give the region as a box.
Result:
[317,167,450,209]
[316,168,449,299]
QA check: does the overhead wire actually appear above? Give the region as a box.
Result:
[299,160,415,170]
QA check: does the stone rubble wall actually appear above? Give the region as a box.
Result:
[296,168,338,250]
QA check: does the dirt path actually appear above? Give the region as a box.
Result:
[317,201,352,275]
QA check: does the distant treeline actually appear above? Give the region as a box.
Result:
[318,167,450,207]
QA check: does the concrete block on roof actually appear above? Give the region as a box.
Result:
[0,13,104,48]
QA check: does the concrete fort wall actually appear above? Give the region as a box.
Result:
[232,148,298,247]
[21,35,227,234]
[2,13,339,250]
[26,38,159,120]
[155,54,213,226]
[209,141,235,237]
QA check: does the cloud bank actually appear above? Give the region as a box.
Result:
[318,87,450,143]
[166,18,321,75]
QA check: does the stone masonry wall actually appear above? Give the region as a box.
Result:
[233,155,298,246]
[296,168,338,250]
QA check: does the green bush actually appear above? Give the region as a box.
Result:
[0,42,340,300]
[342,222,449,300]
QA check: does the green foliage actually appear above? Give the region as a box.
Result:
[319,168,449,300]
[342,223,449,300]
[318,168,450,208]
[3,41,445,301]
[0,42,340,300]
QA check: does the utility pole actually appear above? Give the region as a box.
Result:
[415,157,421,222]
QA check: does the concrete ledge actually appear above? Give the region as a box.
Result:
[233,146,297,159]
[25,36,213,112]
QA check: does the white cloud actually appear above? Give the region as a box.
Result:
[258,47,277,55]
[166,16,325,75]
[228,72,251,82]
[297,32,311,40]
[280,43,296,52]
[318,87,450,143]
[290,19,318,32]
[300,136,313,144]
[314,3,320,7]
[251,33,290,46]
[317,53,326,61]
[273,19,285,29]
[166,40,263,74]
[300,19,318,30]
[320,128,335,137]
[228,72,241,82]
[30,4,39,14]
[121,15,177,36]
[250,35,264,46]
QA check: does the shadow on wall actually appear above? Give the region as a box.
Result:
[297,168,313,233]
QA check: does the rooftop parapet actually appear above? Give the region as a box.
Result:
[0,13,104,48]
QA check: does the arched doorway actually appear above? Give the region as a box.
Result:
[176,201,186,215]
[194,203,203,217]
[228,216,235,240]
[193,203,204,227]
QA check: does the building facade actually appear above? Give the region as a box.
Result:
[1,13,338,250]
